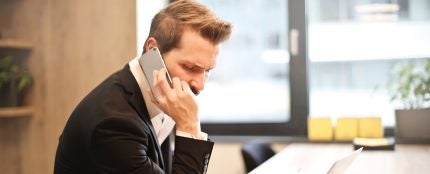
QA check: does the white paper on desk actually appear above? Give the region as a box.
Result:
[251,147,363,174]
[296,147,363,174]
[250,166,299,174]
[326,147,363,174]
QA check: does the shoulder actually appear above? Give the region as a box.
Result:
[63,66,150,146]
[93,115,151,138]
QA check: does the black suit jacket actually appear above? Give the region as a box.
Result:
[54,65,214,174]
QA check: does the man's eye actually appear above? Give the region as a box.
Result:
[205,70,211,78]
[184,65,199,72]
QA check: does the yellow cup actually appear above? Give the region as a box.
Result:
[335,117,358,141]
[358,117,383,138]
[308,117,333,141]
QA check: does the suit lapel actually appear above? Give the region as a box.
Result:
[118,65,166,170]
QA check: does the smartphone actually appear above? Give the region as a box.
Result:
[138,47,173,100]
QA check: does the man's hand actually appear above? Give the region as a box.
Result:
[148,68,200,137]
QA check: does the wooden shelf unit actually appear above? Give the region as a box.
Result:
[0,38,33,118]
[0,39,32,50]
[0,106,34,118]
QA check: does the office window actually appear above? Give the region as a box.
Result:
[199,0,308,135]
[137,0,307,135]
[198,0,290,123]
[136,0,167,56]
[308,0,430,126]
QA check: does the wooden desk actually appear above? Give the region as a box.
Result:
[250,143,430,174]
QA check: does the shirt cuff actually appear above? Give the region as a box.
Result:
[176,130,208,141]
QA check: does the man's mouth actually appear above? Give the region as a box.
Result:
[191,87,200,96]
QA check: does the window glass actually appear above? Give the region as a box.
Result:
[309,0,430,126]
[198,0,290,123]
[136,0,167,55]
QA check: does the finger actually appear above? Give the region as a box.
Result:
[153,69,169,98]
[181,81,194,96]
[152,69,159,87]
[146,89,158,104]
[172,77,182,94]
[157,68,173,94]
[151,69,164,98]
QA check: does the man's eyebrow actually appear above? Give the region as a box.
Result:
[185,61,214,70]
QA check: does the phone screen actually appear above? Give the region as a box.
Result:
[138,47,173,99]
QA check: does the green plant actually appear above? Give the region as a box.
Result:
[0,56,33,92]
[388,59,430,109]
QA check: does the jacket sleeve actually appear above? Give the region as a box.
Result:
[173,136,214,174]
[90,117,165,174]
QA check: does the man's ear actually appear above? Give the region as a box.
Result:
[145,37,158,52]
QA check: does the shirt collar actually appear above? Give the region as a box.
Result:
[128,57,161,118]
[128,57,176,144]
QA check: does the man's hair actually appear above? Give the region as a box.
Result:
[143,0,232,54]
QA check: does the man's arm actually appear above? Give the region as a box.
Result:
[173,136,214,174]
[90,117,165,174]
[91,117,214,174]
[149,68,214,174]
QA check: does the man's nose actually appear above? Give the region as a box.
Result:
[190,73,206,94]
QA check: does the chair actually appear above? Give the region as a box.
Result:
[241,141,276,173]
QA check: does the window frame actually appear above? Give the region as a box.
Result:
[201,0,309,136]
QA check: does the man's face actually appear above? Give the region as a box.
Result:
[162,29,219,95]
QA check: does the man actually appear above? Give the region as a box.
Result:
[54,1,232,174]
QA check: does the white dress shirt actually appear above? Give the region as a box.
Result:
[128,57,207,145]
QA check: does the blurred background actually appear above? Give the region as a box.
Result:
[1,0,429,173]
